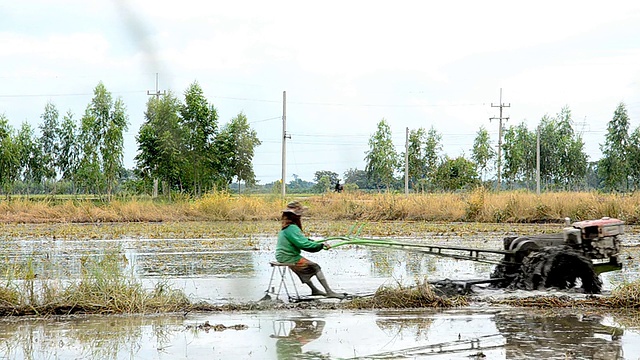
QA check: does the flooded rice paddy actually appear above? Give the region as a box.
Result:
[2,231,640,359]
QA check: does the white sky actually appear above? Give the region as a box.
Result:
[2,0,640,184]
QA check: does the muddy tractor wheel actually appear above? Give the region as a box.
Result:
[519,246,602,294]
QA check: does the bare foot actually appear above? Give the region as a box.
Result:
[311,290,326,296]
[326,292,346,299]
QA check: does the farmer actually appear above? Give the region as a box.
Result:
[276,201,343,298]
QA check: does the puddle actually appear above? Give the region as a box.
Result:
[0,308,638,359]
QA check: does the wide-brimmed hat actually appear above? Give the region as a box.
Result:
[282,201,307,216]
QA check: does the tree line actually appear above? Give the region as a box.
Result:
[0,81,260,198]
[341,103,635,192]
[0,83,635,196]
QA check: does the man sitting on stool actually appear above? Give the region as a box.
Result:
[276,201,343,298]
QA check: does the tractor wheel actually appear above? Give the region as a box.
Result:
[519,246,602,294]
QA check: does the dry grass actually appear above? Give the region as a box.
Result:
[1,190,640,225]
[491,279,640,309]
[0,251,191,316]
[345,281,469,309]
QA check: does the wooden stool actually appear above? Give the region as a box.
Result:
[263,261,301,302]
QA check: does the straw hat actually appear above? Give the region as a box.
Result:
[282,201,307,216]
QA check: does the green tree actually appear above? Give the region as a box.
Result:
[313,170,339,186]
[343,168,370,190]
[365,119,398,191]
[217,112,261,189]
[599,102,630,191]
[554,106,587,189]
[312,170,339,193]
[77,106,102,194]
[423,126,442,190]
[77,82,129,197]
[0,115,20,196]
[102,97,128,197]
[39,101,59,183]
[16,122,46,194]
[471,125,495,182]
[314,175,332,193]
[628,127,640,190]
[287,174,315,193]
[136,92,185,195]
[180,82,219,195]
[58,111,79,182]
[502,122,534,188]
[433,156,479,191]
[404,128,428,191]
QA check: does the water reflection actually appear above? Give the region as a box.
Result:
[494,311,624,359]
[0,309,635,359]
[271,319,329,360]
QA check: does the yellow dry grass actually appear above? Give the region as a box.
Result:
[1,189,640,224]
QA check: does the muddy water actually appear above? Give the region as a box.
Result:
[1,308,639,359]
[2,234,640,359]
[2,236,640,302]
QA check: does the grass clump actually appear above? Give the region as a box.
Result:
[606,280,640,308]
[346,280,468,309]
[0,250,191,316]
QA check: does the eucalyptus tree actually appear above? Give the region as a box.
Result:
[39,101,60,183]
[216,112,261,189]
[15,122,46,193]
[180,82,219,195]
[58,111,79,182]
[501,125,524,187]
[77,107,102,194]
[365,119,399,191]
[77,82,129,197]
[103,98,128,197]
[404,127,428,191]
[628,127,640,190]
[554,106,587,189]
[599,102,630,191]
[0,115,20,196]
[423,126,443,190]
[136,91,185,194]
[471,125,495,183]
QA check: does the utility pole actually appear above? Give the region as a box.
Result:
[536,126,540,195]
[281,91,290,199]
[147,72,166,99]
[490,88,510,191]
[404,127,409,195]
[147,73,166,198]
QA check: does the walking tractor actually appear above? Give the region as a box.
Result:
[327,217,624,294]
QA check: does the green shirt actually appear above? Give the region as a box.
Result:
[276,224,324,264]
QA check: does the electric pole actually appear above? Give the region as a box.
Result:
[490,88,510,191]
[147,72,166,99]
[281,91,290,199]
[147,73,166,198]
[404,127,409,195]
[536,126,540,195]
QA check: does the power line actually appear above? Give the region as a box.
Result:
[249,116,281,124]
[0,90,146,98]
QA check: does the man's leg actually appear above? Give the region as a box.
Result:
[316,271,343,298]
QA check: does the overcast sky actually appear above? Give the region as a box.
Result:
[2,1,640,184]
